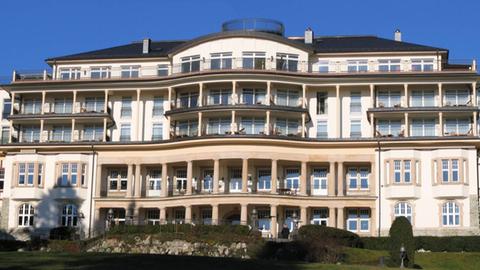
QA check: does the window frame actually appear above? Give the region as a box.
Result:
[18,203,35,227]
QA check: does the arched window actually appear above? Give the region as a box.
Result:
[394,202,412,223]
[61,204,78,227]
[442,202,460,226]
[18,204,34,227]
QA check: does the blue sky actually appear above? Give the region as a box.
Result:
[0,0,479,77]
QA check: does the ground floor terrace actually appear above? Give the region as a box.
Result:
[93,194,377,237]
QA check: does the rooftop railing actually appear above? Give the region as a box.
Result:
[10,58,477,83]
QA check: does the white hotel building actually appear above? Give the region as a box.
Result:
[0,19,479,239]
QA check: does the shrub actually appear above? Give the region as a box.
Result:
[48,240,83,253]
[362,236,480,252]
[361,237,390,250]
[388,217,414,268]
[49,227,78,240]
[298,225,362,248]
[0,240,26,251]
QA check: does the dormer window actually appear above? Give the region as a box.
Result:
[59,68,81,80]
[242,52,266,70]
[210,52,232,70]
[276,53,298,72]
[90,67,111,79]
[181,55,200,73]
[121,65,140,78]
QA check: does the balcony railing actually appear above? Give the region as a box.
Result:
[10,58,477,83]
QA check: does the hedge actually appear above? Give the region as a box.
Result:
[0,240,26,251]
[362,236,480,252]
[298,225,363,248]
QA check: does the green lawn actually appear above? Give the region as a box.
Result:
[0,250,479,270]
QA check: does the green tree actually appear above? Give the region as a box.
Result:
[388,216,415,267]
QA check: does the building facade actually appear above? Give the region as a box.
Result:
[0,19,479,239]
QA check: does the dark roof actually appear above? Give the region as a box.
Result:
[308,35,447,53]
[46,32,448,62]
[46,41,185,62]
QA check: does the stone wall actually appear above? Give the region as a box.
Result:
[87,236,250,258]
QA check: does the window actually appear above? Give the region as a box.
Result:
[347,209,370,232]
[22,98,41,114]
[411,119,436,137]
[81,164,86,186]
[0,168,4,191]
[404,161,411,183]
[121,65,140,78]
[377,120,402,137]
[316,120,328,138]
[442,202,460,226]
[152,96,164,116]
[108,169,128,191]
[201,208,212,225]
[157,64,169,76]
[120,124,131,141]
[83,125,103,141]
[178,92,199,108]
[181,55,200,73]
[1,127,10,144]
[242,52,266,70]
[445,89,470,106]
[242,89,266,105]
[53,98,73,114]
[229,168,242,192]
[311,208,329,225]
[146,209,160,225]
[350,92,362,113]
[18,204,34,227]
[58,163,80,186]
[275,118,299,136]
[276,53,298,72]
[176,120,198,137]
[84,97,105,112]
[394,160,401,183]
[2,98,11,119]
[257,169,271,191]
[209,89,232,105]
[90,66,111,79]
[176,169,187,191]
[148,169,162,192]
[411,90,435,107]
[18,163,34,186]
[377,90,401,108]
[174,208,185,224]
[202,169,213,191]
[21,125,40,143]
[350,120,361,138]
[312,168,328,195]
[445,118,470,135]
[411,58,434,71]
[347,60,368,72]
[152,123,163,140]
[59,67,81,80]
[241,117,265,135]
[284,168,300,191]
[317,60,329,73]
[394,202,412,223]
[257,209,271,231]
[120,96,132,117]
[316,92,328,114]
[51,125,71,142]
[441,159,461,183]
[211,52,232,70]
[378,59,401,72]
[61,204,78,227]
[276,89,299,107]
[37,164,43,186]
[207,118,230,135]
[348,167,369,189]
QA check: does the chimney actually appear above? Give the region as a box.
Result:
[394,29,402,42]
[304,27,313,44]
[142,38,151,54]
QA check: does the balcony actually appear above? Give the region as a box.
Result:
[9,59,477,83]
[384,185,421,199]
[432,184,469,198]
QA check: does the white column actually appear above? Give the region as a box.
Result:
[300,206,307,227]
[242,158,248,193]
[473,112,478,136]
[301,113,306,138]
[159,207,166,224]
[369,84,375,108]
[104,89,109,113]
[186,161,193,195]
[39,119,44,142]
[336,207,344,229]
[438,83,443,107]
[161,163,168,197]
[103,118,107,142]
[198,83,203,107]
[266,110,271,135]
[271,159,277,194]
[72,90,77,113]
[41,91,46,114]
[212,204,219,225]
[404,112,409,137]
[134,164,142,197]
[404,84,409,107]
[266,81,271,105]
[302,84,307,109]
[127,164,134,197]
[439,112,443,136]
[136,89,142,141]
[270,204,278,238]
[232,81,237,105]
[337,162,344,196]
[185,205,192,223]
[198,112,203,136]
[472,82,477,106]
[240,204,248,225]
[336,85,341,138]
[71,119,75,142]
[213,159,220,194]
[300,161,307,195]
